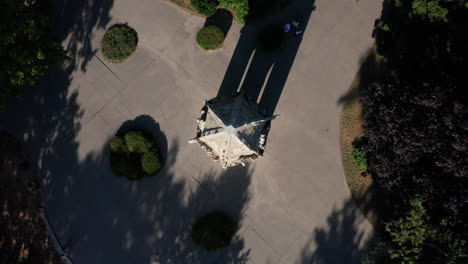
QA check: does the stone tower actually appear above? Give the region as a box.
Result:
[189,93,276,168]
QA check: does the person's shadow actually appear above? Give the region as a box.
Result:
[216,0,316,116]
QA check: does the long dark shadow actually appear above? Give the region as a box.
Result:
[34,133,251,263]
[298,198,375,264]
[52,0,113,73]
[217,0,316,115]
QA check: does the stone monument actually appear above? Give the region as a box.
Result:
[189,93,276,168]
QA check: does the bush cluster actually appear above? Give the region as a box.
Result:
[191,211,236,251]
[196,25,225,50]
[191,0,219,16]
[101,25,138,63]
[190,0,249,24]
[110,130,162,180]
[219,0,249,24]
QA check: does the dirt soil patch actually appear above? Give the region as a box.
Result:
[339,48,392,228]
[166,0,197,13]
[0,131,62,264]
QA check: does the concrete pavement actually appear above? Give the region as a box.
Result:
[0,0,382,263]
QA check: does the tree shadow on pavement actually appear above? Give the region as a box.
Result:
[203,9,233,36]
[336,48,392,228]
[52,0,114,73]
[0,0,115,148]
[0,0,255,263]
[39,135,251,263]
[336,49,384,106]
[0,131,63,264]
[0,0,115,185]
[0,77,252,263]
[298,198,375,264]
[0,77,253,263]
[216,0,316,116]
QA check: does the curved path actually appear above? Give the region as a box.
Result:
[0,0,381,263]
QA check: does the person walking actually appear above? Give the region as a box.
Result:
[292,20,303,36]
[62,245,72,256]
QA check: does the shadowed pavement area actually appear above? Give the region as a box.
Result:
[0,0,382,262]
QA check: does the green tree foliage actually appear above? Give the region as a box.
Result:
[367,0,468,234]
[219,0,249,24]
[0,0,66,110]
[191,0,219,17]
[375,0,468,80]
[364,199,468,264]
[406,0,449,22]
[362,70,468,233]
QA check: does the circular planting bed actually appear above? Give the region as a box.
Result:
[101,24,138,63]
[196,25,225,51]
[110,130,162,180]
[191,211,236,251]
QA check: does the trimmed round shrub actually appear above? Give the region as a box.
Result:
[101,24,137,63]
[109,130,162,180]
[196,25,225,51]
[191,211,236,251]
[191,0,219,16]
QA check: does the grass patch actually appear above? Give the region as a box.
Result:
[340,48,391,227]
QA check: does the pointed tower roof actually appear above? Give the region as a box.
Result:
[189,94,276,168]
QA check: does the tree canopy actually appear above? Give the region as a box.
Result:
[0,0,66,110]
[364,199,467,264]
[363,0,468,237]
[361,70,468,229]
[375,0,468,81]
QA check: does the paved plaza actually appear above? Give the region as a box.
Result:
[0,0,381,263]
